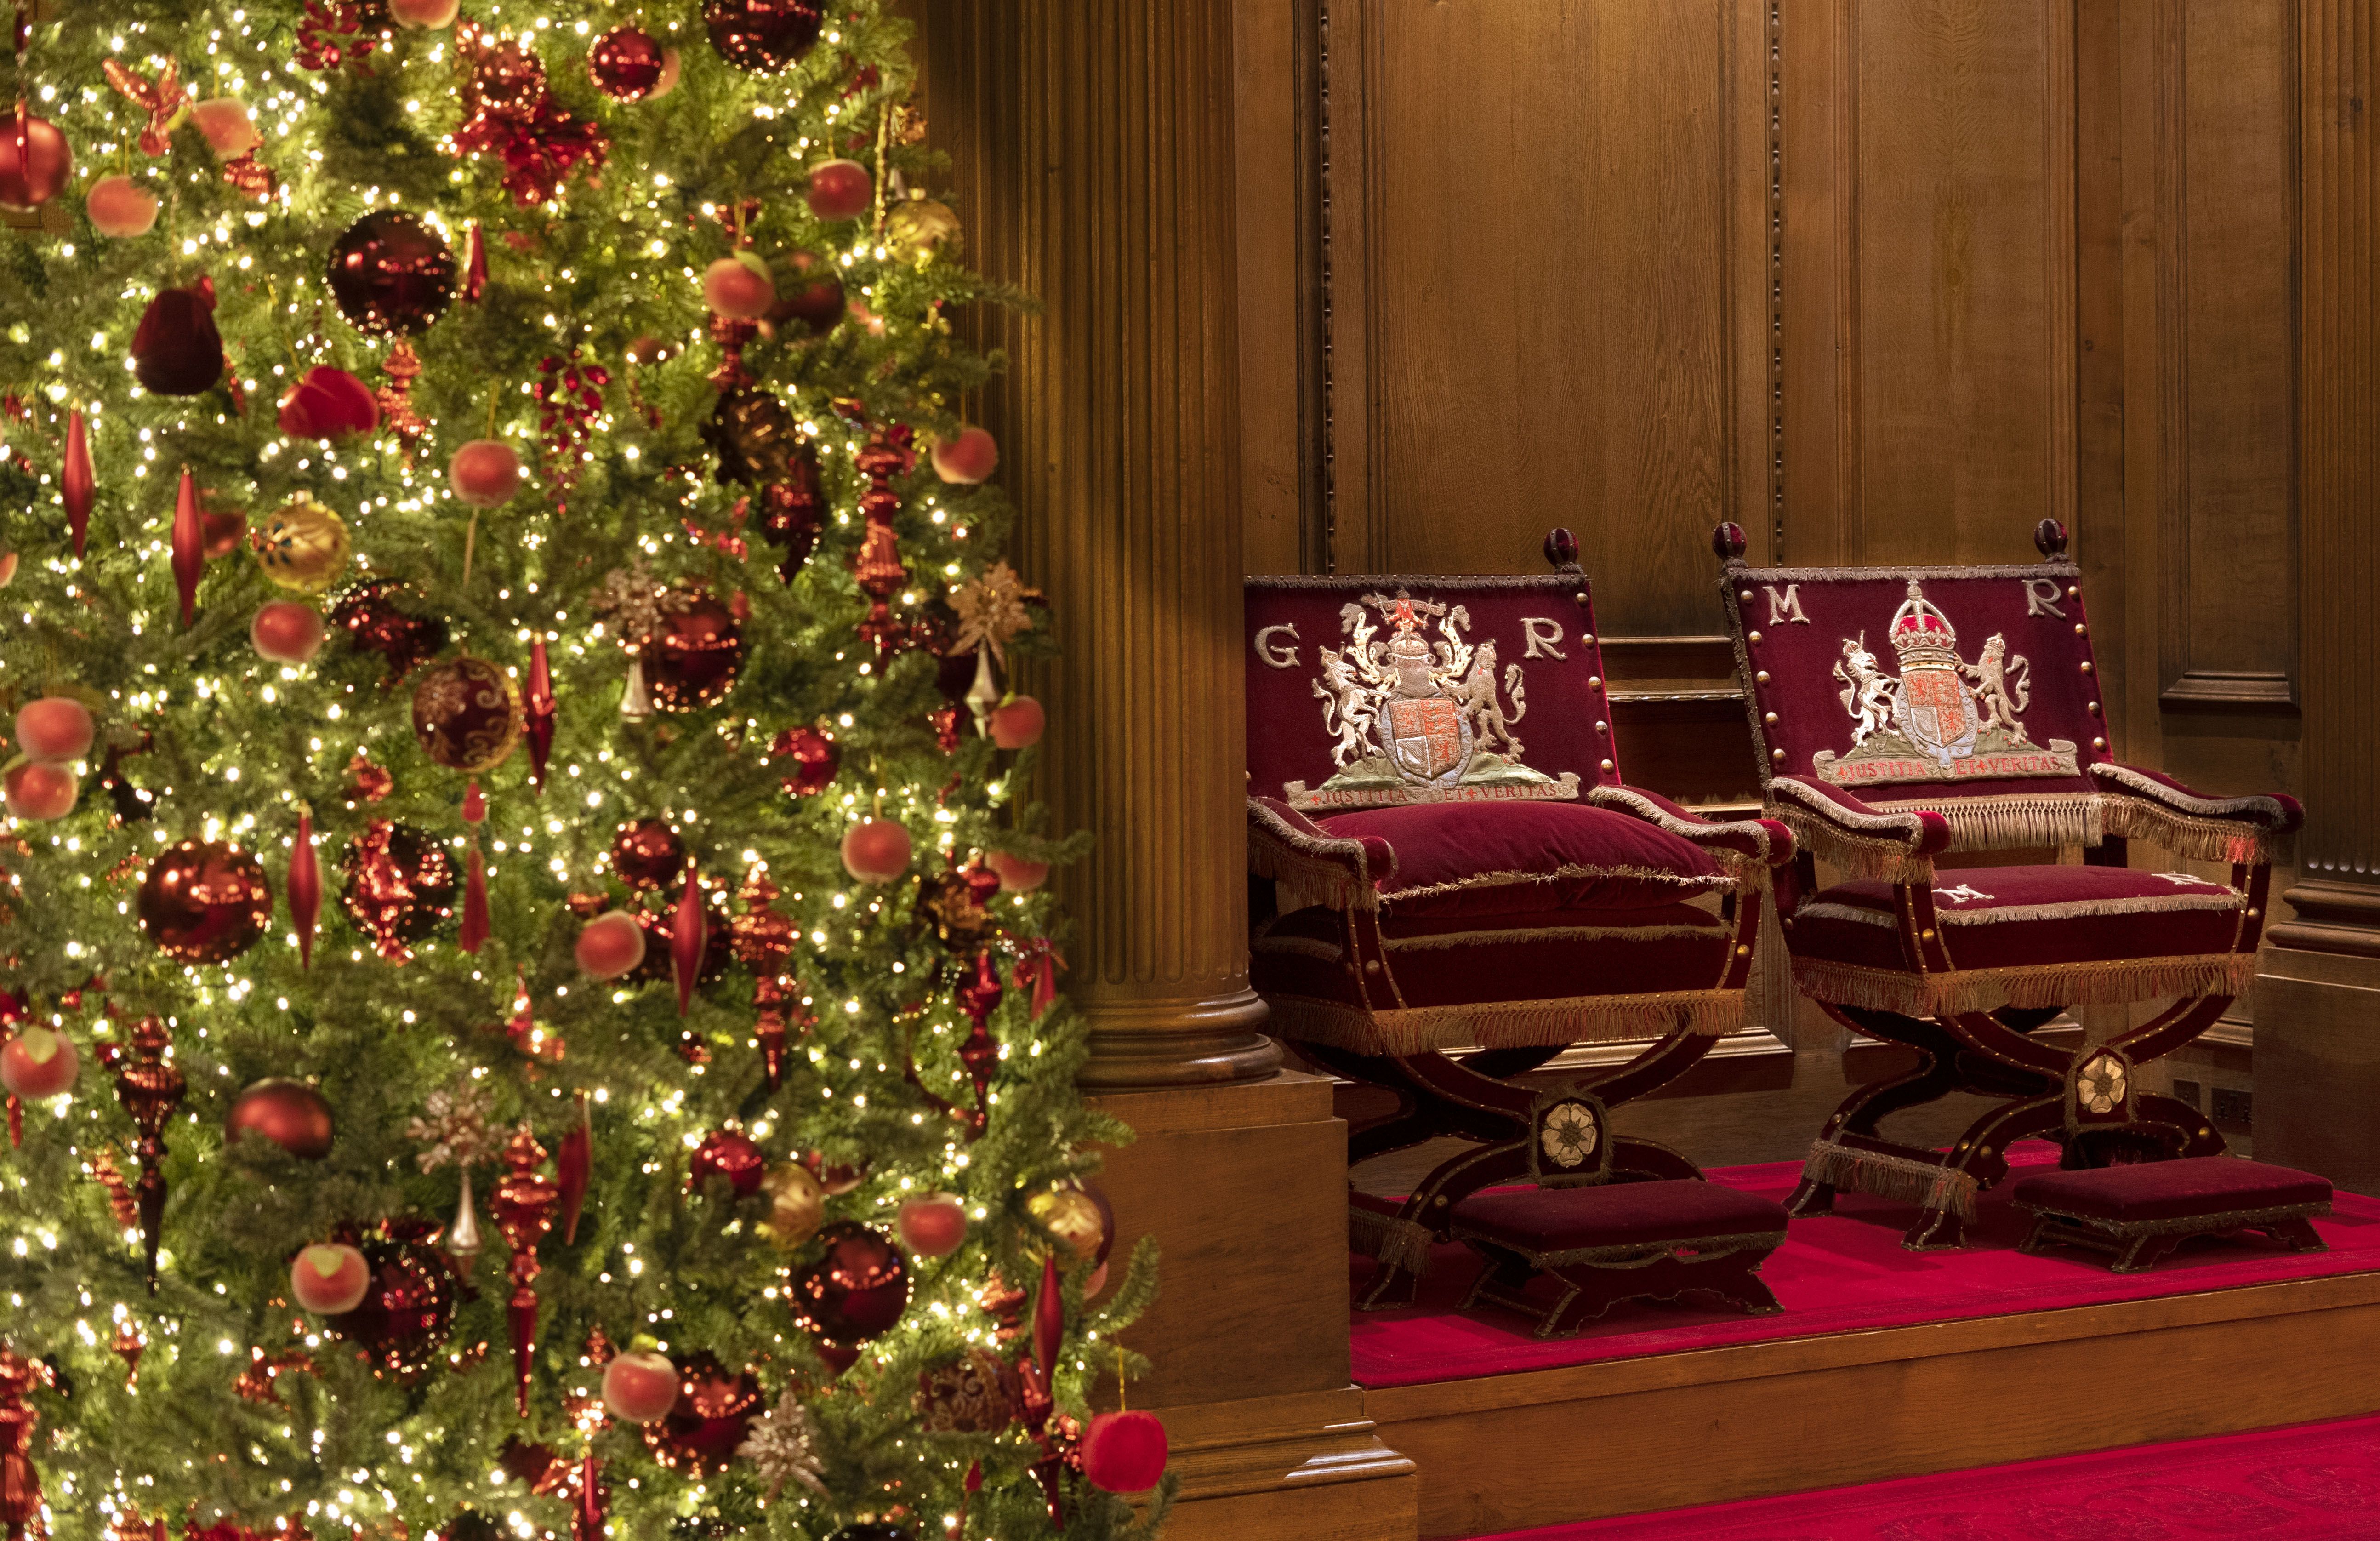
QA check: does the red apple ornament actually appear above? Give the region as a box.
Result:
[4,762,77,822]
[702,254,775,320]
[989,696,1046,751]
[190,99,259,159]
[840,819,912,884]
[15,698,94,763]
[390,0,460,24]
[984,850,1049,893]
[0,108,70,211]
[448,439,524,508]
[602,1350,680,1424]
[897,1194,968,1258]
[1082,1410,1169,1493]
[251,602,326,664]
[86,174,159,237]
[805,159,871,221]
[930,426,999,485]
[0,1027,79,1100]
[290,1243,372,1315]
[575,911,647,980]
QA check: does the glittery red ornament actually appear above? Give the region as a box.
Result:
[670,867,710,1016]
[104,1016,183,1294]
[0,1349,57,1541]
[330,579,450,685]
[139,840,272,963]
[61,408,92,559]
[289,810,322,967]
[643,1353,761,1476]
[453,27,609,207]
[490,1127,559,1416]
[325,1229,459,1375]
[702,0,821,73]
[609,818,685,889]
[789,1222,910,1349]
[328,210,456,337]
[524,636,556,787]
[630,889,730,991]
[131,281,224,396]
[644,592,744,712]
[689,1129,765,1198]
[0,104,70,211]
[410,656,522,771]
[588,26,666,100]
[339,820,458,961]
[1082,1410,1168,1494]
[225,1078,335,1160]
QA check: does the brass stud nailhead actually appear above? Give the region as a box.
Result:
[1587,676,1603,690]
[2087,701,2101,715]
[1764,711,1778,725]
[1598,758,1615,772]
[2068,586,2080,598]
[2074,622,2087,634]
[1748,630,1764,644]
[2093,737,2107,750]
[1770,749,1785,762]
[2081,661,2094,673]
[1364,959,1381,974]
[1921,927,1936,940]
[1740,588,1756,602]
[1756,670,1771,683]
[1595,720,1609,734]
[1582,634,1596,645]
[1736,944,1752,958]
[2247,908,2260,919]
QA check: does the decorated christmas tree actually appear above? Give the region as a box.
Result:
[0,2,1171,1536]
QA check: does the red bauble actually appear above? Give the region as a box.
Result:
[702,255,775,320]
[897,1194,968,1259]
[329,579,449,684]
[139,840,272,963]
[990,696,1047,751]
[768,251,844,335]
[703,0,822,73]
[840,818,912,884]
[226,1078,336,1159]
[771,726,839,798]
[601,1350,679,1423]
[575,911,646,979]
[0,106,71,211]
[338,821,457,961]
[278,365,381,440]
[410,656,522,772]
[448,439,524,508]
[644,592,745,712]
[390,0,460,24]
[689,1129,765,1198]
[588,26,666,100]
[930,426,999,486]
[86,173,158,237]
[7,760,79,821]
[14,697,94,762]
[0,1027,78,1100]
[628,889,731,988]
[131,281,225,397]
[251,601,326,663]
[805,159,871,221]
[643,1353,762,1476]
[325,1234,458,1375]
[1082,1410,1169,1494]
[609,818,686,889]
[189,98,258,158]
[328,210,456,337]
[290,1243,372,1315]
[984,850,1049,894]
[789,1222,911,1349]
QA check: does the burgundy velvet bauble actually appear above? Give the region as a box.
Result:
[338,820,457,961]
[327,210,456,337]
[702,0,822,74]
[0,108,71,211]
[609,818,686,890]
[330,580,450,684]
[226,1077,336,1159]
[587,25,666,100]
[1082,1409,1170,1493]
[410,656,522,771]
[131,282,225,397]
[644,592,744,712]
[251,600,327,664]
[771,726,839,798]
[688,1128,766,1198]
[804,159,871,222]
[324,1235,458,1375]
[839,818,911,884]
[139,840,273,964]
[643,1353,763,1476]
[278,365,381,441]
[767,251,844,335]
[789,1221,911,1348]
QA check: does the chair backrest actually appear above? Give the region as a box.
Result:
[1712,521,2111,845]
[1244,564,1623,812]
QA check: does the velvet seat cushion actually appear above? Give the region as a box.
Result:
[1452,1179,1790,1253]
[2011,1157,2330,1224]
[1252,902,1731,1010]
[1316,801,1731,918]
[1786,865,2244,976]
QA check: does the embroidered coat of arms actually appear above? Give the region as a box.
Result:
[1813,582,2079,788]
[1285,589,1578,810]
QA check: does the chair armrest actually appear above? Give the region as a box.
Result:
[1586,786,1796,869]
[1247,796,1395,913]
[2090,762,2300,865]
[1765,776,1952,882]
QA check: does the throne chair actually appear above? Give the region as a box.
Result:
[1245,532,1797,1316]
[1711,519,2300,1249]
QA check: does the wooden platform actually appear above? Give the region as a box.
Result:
[1366,1265,2380,1539]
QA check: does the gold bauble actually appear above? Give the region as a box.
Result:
[252,498,352,594]
[756,1163,826,1251]
[886,198,960,263]
[1024,1181,1112,1268]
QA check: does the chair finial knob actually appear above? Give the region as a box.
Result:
[1712,522,1748,564]
[2033,519,2070,559]
[1543,528,1580,571]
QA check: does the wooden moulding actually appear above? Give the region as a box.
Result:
[1367,1267,2380,1539]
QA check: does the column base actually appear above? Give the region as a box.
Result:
[2252,940,2380,1192]
[1078,987,1282,1087]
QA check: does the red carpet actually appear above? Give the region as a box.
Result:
[1464,1411,2380,1538]
[1352,1141,2380,1388]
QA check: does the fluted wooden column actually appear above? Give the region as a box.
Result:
[917,0,1280,1089]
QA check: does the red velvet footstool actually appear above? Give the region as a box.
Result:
[2011,1156,2332,1273]
[1449,1179,1790,1337]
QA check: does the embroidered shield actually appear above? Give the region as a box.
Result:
[1384,695,1470,782]
[1894,664,1980,767]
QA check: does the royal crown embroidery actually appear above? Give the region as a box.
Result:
[1811,582,2079,788]
[1284,589,1579,810]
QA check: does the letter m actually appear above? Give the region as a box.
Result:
[1764,585,1810,625]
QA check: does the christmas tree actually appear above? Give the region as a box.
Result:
[0,3,1171,1537]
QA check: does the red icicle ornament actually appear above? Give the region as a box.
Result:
[170,466,203,626]
[289,809,322,968]
[106,1016,185,1295]
[62,408,92,559]
[460,780,490,953]
[463,221,489,303]
[524,636,556,789]
[572,1451,606,1541]
[490,1126,559,1417]
[671,866,707,1017]
[557,1090,591,1244]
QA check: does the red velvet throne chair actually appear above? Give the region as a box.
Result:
[1711,519,2302,1249]
[1245,533,1797,1315]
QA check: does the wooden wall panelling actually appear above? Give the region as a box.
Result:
[1235,0,1323,577]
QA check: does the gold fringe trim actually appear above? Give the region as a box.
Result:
[1382,862,1731,910]
[1868,792,2104,853]
[1264,990,1747,1056]
[1751,882,1799,1045]
[1774,809,1936,883]
[1794,891,2241,929]
[1803,1140,1979,1221]
[2100,798,2291,867]
[1383,921,1724,951]
[1349,1206,1436,1274]
[1791,952,2255,1017]
[1247,828,1378,913]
